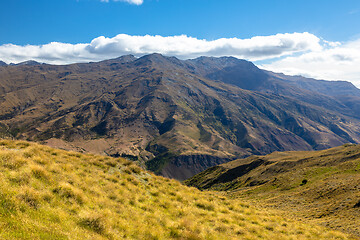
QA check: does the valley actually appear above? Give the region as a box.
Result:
[1,54,360,180]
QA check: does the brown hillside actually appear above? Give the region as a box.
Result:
[1,54,360,179]
[185,143,360,237]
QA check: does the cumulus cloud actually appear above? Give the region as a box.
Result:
[0,32,359,87]
[101,0,143,5]
[261,38,360,87]
[0,32,320,65]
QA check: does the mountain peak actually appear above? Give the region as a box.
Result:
[10,60,42,66]
[186,56,268,91]
[0,60,7,66]
[2,54,360,181]
[98,54,137,66]
[113,54,137,62]
[190,56,251,66]
[134,53,183,67]
[139,53,171,61]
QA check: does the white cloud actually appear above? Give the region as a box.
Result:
[101,0,143,5]
[261,38,360,87]
[0,32,359,87]
[0,32,320,64]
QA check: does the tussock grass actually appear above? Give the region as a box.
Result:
[0,140,353,239]
[186,144,360,237]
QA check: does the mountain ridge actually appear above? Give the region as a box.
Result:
[185,143,360,237]
[1,54,360,179]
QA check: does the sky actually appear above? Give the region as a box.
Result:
[1,0,360,86]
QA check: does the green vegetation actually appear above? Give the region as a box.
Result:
[300,179,308,186]
[197,122,212,142]
[0,140,351,239]
[145,151,175,174]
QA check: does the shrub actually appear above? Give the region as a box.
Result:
[194,201,215,211]
[78,211,107,234]
[300,179,308,186]
[129,165,142,174]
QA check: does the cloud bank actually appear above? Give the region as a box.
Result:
[0,32,359,86]
[0,32,320,64]
[261,38,360,87]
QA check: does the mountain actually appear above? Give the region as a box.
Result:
[266,71,360,97]
[266,71,360,118]
[9,60,42,66]
[185,143,360,237]
[0,140,350,239]
[0,61,7,66]
[1,54,360,180]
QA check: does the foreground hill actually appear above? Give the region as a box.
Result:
[185,144,360,237]
[0,140,351,239]
[1,54,360,179]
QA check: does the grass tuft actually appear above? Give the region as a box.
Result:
[78,211,107,234]
[53,182,84,204]
[30,165,50,180]
[17,187,40,209]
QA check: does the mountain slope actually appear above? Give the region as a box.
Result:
[0,140,351,239]
[185,143,360,237]
[266,71,360,97]
[1,54,360,179]
[266,71,360,118]
[10,60,42,66]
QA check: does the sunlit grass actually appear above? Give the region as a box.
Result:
[0,140,352,239]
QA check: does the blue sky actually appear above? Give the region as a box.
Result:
[1,0,360,44]
[1,0,360,85]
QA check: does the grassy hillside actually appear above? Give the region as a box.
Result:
[185,144,360,237]
[0,140,352,239]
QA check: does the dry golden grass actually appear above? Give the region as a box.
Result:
[0,140,353,239]
[186,144,360,238]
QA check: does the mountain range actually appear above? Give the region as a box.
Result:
[1,54,360,180]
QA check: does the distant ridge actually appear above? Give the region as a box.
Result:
[10,60,42,66]
[266,71,360,97]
